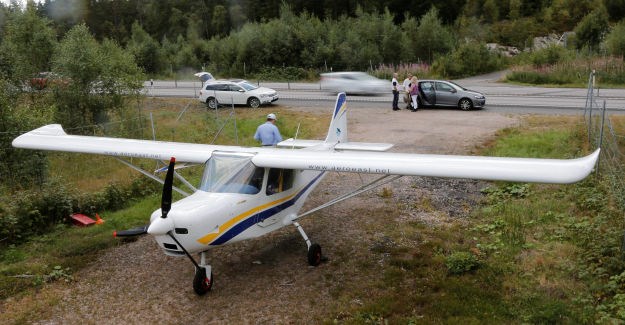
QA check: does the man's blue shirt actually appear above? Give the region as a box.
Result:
[254,122,282,146]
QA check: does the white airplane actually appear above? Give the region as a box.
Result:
[12,93,600,295]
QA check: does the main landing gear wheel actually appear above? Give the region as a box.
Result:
[193,266,213,295]
[307,243,322,266]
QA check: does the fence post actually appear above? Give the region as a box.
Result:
[596,100,607,177]
[587,70,595,145]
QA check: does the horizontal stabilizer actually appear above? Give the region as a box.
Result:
[335,142,393,152]
[277,139,392,151]
[277,139,324,148]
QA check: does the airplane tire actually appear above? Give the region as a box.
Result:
[193,267,213,295]
[307,243,322,266]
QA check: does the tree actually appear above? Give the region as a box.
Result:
[574,5,610,50]
[603,0,625,21]
[509,0,521,20]
[0,4,57,86]
[415,7,454,63]
[211,5,229,36]
[0,77,54,187]
[52,24,144,129]
[605,20,625,56]
[482,0,499,23]
[127,21,161,74]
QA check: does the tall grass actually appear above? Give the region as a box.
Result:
[507,55,625,86]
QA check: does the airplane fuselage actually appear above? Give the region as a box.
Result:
[151,167,326,256]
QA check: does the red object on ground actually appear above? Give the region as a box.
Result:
[95,213,105,225]
[70,213,96,227]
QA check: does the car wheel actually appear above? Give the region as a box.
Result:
[459,98,473,111]
[248,97,261,109]
[206,97,217,109]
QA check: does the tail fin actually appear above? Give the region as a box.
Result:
[325,93,348,143]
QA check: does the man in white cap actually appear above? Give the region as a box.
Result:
[254,113,282,146]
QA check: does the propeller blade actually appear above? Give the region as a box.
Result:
[113,225,148,237]
[161,157,176,218]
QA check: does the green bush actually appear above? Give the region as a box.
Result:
[605,20,625,57]
[530,45,573,66]
[432,43,506,79]
[254,66,309,81]
[445,251,480,275]
[0,180,73,243]
[0,177,159,246]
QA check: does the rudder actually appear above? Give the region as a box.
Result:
[325,92,348,143]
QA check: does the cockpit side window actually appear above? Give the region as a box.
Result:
[199,154,263,194]
[266,168,294,195]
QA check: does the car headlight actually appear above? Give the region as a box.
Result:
[474,95,485,99]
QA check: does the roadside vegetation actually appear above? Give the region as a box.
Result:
[2,1,625,82]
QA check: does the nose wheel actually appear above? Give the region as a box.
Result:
[193,266,213,295]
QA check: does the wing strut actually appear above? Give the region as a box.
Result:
[114,157,191,197]
[295,174,403,220]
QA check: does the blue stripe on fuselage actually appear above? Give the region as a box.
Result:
[210,171,326,245]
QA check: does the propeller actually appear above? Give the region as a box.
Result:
[113,225,148,237]
[147,157,176,235]
[114,157,176,238]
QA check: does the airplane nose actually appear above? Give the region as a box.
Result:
[147,216,174,236]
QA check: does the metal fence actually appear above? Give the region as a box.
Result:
[584,70,625,210]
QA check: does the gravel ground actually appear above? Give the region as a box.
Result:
[4,105,519,325]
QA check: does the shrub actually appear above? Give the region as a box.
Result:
[254,66,309,81]
[445,251,480,275]
[432,42,507,79]
[0,176,160,246]
[530,45,573,66]
[605,20,625,57]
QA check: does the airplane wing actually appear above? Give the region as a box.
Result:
[252,149,600,184]
[13,124,599,184]
[11,124,233,163]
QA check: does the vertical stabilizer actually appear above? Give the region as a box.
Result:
[325,92,348,143]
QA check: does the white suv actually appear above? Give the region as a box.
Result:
[198,79,279,109]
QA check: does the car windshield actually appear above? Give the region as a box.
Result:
[448,81,468,91]
[238,81,258,91]
[199,152,263,194]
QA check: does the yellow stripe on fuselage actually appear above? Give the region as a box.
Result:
[196,192,298,245]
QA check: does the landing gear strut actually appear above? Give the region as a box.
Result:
[192,251,213,295]
[294,221,324,266]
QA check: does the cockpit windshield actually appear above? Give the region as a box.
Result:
[199,152,264,194]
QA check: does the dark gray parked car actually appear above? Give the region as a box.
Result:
[416,80,485,110]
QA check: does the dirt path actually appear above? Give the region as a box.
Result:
[7,106,519,325]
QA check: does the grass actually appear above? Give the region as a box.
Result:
[321,115,623,323]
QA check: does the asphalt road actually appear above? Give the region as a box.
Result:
[143,77,625,115]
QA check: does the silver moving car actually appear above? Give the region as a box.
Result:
[417,80,486,110]
[320,71,388,95]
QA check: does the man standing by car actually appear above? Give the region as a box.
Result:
[391,73,400,111]
[403,73,413,109]
[254,113,283,146]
